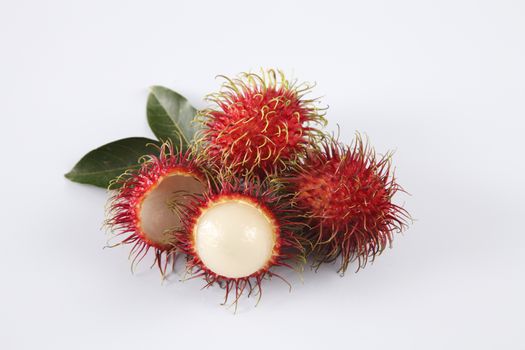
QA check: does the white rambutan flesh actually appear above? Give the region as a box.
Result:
[193,199,277,279]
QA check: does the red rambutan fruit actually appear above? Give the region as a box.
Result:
[198,69,326,175]
[105,142,208,276]
[283,135,410,273]
[174,174,305,307]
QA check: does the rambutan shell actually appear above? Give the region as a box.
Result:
[106,142,209,274]
[282,136,410,272]
[198,69,326,175]
[175,175,306,305]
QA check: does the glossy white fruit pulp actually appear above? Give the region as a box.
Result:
[193,200,276,278]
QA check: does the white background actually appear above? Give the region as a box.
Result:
[1,0,524,349]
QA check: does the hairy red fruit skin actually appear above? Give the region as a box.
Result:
[175,175,305,307]
[199,69,325,175]
[105,142,207,276]
[284,137,410,273]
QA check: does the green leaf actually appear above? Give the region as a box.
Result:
[147,86,199,146]
[65,137,161,188]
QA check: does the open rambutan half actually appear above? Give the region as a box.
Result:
[283,135,410,273]
[197,69,326,175]
[105,142,207,276]
[175,175,305,307]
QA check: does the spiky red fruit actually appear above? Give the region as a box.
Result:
[284,136,410,273]
[175,175,305,306]
[199,69,325,175]
[106,142,207,275]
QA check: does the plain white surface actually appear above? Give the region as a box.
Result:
[1,0,524,349]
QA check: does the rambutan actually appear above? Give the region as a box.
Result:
[175,174,305,307]
[105,142,207,275]
[198,69,326,175]
[283,135,410,273]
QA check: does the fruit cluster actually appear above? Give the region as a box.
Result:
[67,69,410,307]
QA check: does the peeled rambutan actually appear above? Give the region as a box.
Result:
[283,135,410,273]
[175,174,305,307]
[105,142,207,276]
[198,69,326,175]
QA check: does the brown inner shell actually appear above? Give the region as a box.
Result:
[138,173,205,249]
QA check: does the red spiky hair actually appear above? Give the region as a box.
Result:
[174,174,306,308]
[198,69,326,175]
[106,142,207,276]
[284,135,410,273]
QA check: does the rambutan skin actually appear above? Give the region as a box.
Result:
[198,69,326,175]
[174,174,306,304]
[105,142,208,275]
[283,136,410,273]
